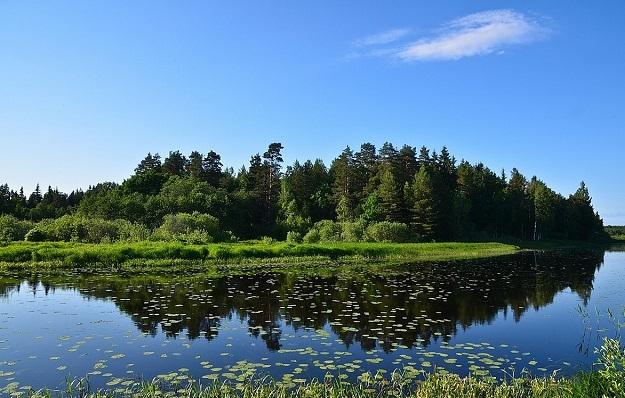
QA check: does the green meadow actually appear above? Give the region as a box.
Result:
[0,241,519,270]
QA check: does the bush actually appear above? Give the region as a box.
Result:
[261,236,276,244]
[83,218,119,243]
[185,230,214,244]
[314,220,342,242]
[117,221,151,242]
[24,227,46,242]
[302,229,320,243]
[340,221,366,242]
[286,231,302,243]
[365,221,411,243]
[0,215,34,242]
[27,215,151,243]
[302,220,412,243]
[153,212,228,243]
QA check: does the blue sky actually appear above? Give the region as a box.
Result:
[1,1,624,224]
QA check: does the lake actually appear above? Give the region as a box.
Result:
[1,249,624,393]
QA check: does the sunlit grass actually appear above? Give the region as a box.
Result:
[17,371,616,398]
[0,241,519,269]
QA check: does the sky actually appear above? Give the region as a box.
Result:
[0,1,624,224]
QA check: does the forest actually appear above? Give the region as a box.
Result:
[0,142,606,244]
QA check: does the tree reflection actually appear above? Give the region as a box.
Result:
[0,250,605,352]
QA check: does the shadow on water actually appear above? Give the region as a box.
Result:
[0,250,605,352]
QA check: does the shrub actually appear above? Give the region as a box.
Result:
[261,236,276,244]
[286,231,302,243]
[117,221,151,242]
[26,215,151,243]
[365,221,411,243]
[314,220,342,242]
[185,230,214,244]
[302,228,320,243]
[0,215,34,242]
[153,212,224,243]
[83,218,119,243]
[25,227,46,242]
[341,221,366,242]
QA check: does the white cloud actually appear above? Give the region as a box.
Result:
[353,28,411,47]
[354,10,549,62]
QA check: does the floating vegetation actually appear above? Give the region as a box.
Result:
[0,249,619,391]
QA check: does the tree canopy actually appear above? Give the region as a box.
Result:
[0,142,606,242]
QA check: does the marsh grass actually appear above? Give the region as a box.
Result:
[18,371,618,398]
[0,241,519,270]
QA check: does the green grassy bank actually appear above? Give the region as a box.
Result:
[14,371,620,398]
[0,241,520,270]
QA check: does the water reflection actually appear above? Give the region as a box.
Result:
[0,250,604,353]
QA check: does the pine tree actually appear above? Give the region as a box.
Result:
[186,151,205,179]
[262,143,284,226]
[162,151,188,176]
[408,167,438,240]
[28,184,42,207]
[378,164,403,222]
[417,146,431,168]
[397,145,418,187]
[134,153,162,175]
[330,147,357,220]
[354,143,378,198]
[203,151,223,186]
[568,181,600,240]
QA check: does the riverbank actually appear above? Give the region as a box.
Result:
[0,241,521,270]
[15,370,612,398]
[0,239,614,272]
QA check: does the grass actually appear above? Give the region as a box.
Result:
[0,241,520,270]
[15,370,619,398]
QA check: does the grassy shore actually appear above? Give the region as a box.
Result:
[0,241,520,270]
[16,371,617,398]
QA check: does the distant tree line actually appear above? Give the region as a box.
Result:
[0,142,607,242]
[605,225,625,240]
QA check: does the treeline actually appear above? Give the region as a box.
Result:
[605,225,625,240]
[0,142,606,242]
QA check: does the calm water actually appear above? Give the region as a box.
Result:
[1,249,624,392]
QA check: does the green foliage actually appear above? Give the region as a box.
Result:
[18,360,622,398]
[279,197,312,235]
[0,215,33,242]
[24,227,45,242]
[286,231,302,243]
[313,220,343,242]
[302,220,410,243]
[0,143,606,243]
[606,226,625,241]
[153,212,226,243]
[359,192,381,223]
[341,220,366,242]
[597,337,625,397]
[407,167,437,240]
[22,215,151,243]
[378,164,404,222]
[261,236,277,244]
[302,228,321,243]
[0,241,519,267]
[364,221,411,243]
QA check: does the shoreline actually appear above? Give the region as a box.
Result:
[0,240,612,272]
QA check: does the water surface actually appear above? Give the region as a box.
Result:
[1,249,624,392]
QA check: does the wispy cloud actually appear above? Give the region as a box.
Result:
[353,28,411,47]
[354,10,549,62]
